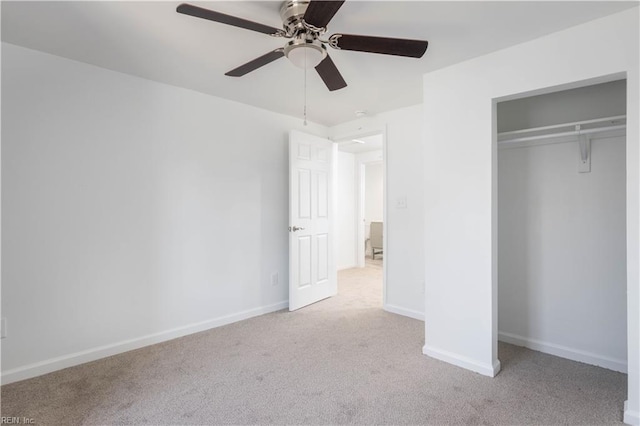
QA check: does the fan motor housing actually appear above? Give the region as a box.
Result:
[279,0,310,34]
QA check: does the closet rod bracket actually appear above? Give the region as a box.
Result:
[577,125,591,173]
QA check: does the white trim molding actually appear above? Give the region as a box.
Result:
[1,301,288,385]
[498,331,627,373]
[384,304,424,321]
[423,344,501,377]
[624,400,640,426]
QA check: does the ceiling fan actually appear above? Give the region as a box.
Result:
[176,1,429,91]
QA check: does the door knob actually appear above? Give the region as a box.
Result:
[290,226,305,232]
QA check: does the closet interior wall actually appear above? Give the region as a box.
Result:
[497,80,628,372]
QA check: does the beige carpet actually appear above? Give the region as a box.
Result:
[1,264,627,425]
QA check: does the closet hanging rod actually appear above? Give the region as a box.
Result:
[499,124,626,145]
[498,114,626,138]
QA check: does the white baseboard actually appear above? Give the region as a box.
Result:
[423,344,500,377]
[498,331,627,373]
[625,401,640,425]
[384,304,424,321]
[1,300,288,385]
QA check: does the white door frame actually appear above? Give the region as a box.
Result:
[336,129,387,306]
[357,162,366,268]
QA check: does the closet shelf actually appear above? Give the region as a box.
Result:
[498,115,626,145]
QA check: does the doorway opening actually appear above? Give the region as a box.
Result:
[335,132,386,308]
[494,78,628,379]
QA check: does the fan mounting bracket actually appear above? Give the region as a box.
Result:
[327,34,341,49]
[269,28,289,38]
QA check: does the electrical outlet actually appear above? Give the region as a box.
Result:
[1,318,7,339]
[271,272,279,287]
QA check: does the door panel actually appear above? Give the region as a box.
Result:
[298,236,312,288]
[317,171,328,217]
[298,169,311,218]
[317,234,329,282]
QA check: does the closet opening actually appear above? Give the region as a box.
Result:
[495,79,628,378]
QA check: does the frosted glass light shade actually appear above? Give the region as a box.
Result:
[286,44,325,68]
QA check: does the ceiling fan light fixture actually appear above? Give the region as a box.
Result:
[177,1,429,92]
[284,38,326,68]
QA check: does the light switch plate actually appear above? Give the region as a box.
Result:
[396,196,407,209]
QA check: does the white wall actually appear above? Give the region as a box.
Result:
[364,162,383,245]
[497,79,627,132]
[336,151,356,270]
[499,136,627,371]
[422,7,638,424]
[354,149,383,268]
[1,43,327,383]
[330,105,425,320]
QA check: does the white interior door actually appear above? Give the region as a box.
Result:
[289,130,337,311]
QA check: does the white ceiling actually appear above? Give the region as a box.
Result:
[2,1,637,127]
[337,133,383,153]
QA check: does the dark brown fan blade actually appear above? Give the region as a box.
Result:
[177,3,283,36]
[331,34,428,58]
[303,1,345,28]
[225,49,285,77]
[315,54,347,91]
